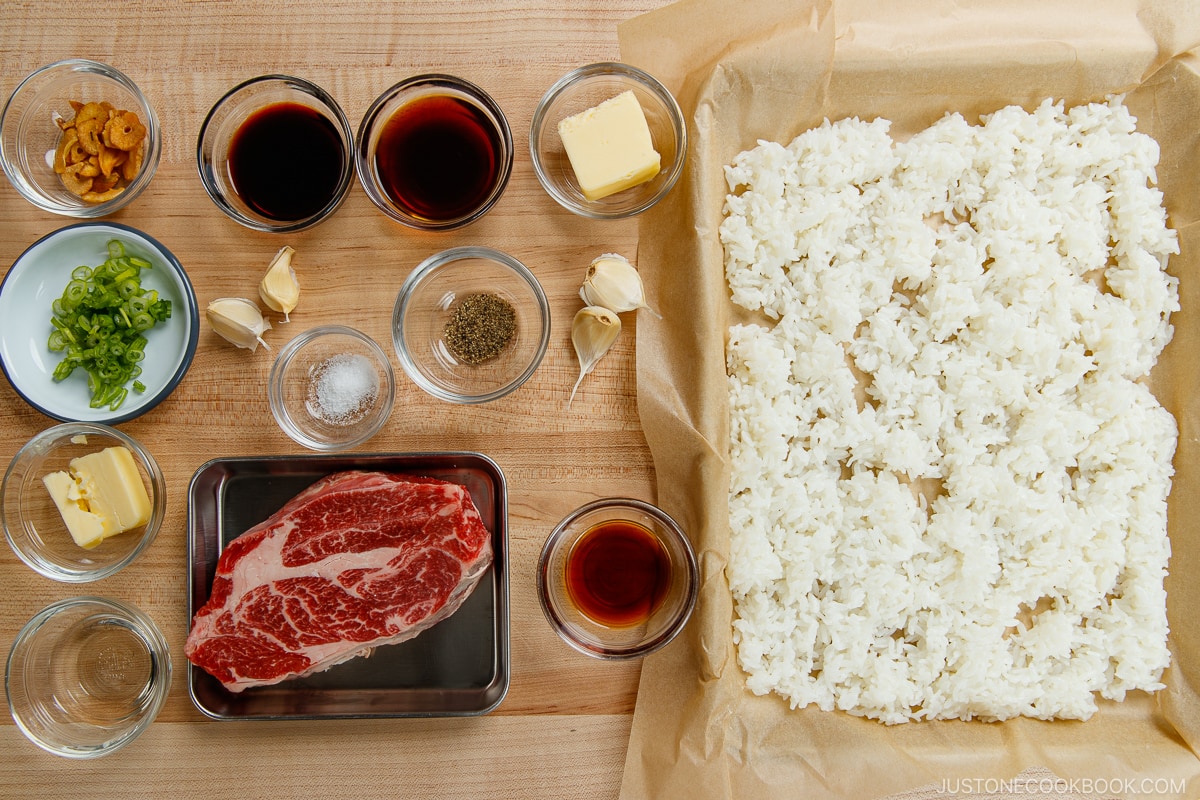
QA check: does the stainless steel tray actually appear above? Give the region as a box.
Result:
[186,452,509,720]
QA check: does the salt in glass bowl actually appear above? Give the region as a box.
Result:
[529,62,686,219]
[196,75,354,232]
[537,497,698,660]
[392,246,550,404]
[6,595,171,758]
[268,325,396,451]
[0,59,161,217]
[355,74,513,231]
[2,422,166,583]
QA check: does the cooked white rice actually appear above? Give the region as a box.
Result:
[720,97,1179,724]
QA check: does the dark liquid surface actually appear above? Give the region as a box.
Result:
[227,102,345,222]
[566,520,671,628]
[374,94,502,222]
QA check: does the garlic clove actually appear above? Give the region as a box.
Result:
[259,245,300,321]
[569,305,622,406]
[207,297,272,351]
[578,253,658,317]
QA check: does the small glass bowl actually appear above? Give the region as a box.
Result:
[392,247,550,404]
[196,75,354,232]
[6,596,172,758]
[355,74,513,230]
[530,62,686,219]
[2,423,166,583]
[268,325,396,451]
[0,59,161,217]
[538,498,698,660]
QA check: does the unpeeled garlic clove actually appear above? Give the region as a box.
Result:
[578,253,657,316]
[207,297,272,351]
[259,245,300,321]
[570,305,621,406]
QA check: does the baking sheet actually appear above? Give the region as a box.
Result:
[186,452,509,720]
[616,0,1200,797]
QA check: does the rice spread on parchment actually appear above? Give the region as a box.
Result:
[719,97,1179,724]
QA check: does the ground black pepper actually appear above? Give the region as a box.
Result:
[443,292,517,364]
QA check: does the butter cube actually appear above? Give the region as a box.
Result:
[42,446,152,549]
[557,90,661,201]
[42,471,107,549]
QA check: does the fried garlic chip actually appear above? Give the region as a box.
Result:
[54,101,148,203]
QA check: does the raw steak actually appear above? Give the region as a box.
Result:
[186,470,492,692]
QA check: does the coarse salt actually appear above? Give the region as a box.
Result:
[306,353,379,426]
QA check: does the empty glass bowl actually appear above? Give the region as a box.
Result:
[197,75,354,232]
[6,596,171,758]
[2,422,166,582]
[530,62,686,219]
[356,74,513,230]
[268,325,396,451]
[538,498,698,659]
[0,59,161,217]
[392,247,550,404]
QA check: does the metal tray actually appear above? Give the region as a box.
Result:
[186,452,509,720]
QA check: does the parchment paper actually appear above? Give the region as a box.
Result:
[617,1,1200,797]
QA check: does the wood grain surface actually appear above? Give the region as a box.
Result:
[0,2,675,797]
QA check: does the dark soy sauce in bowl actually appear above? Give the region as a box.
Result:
[228,102,346,222]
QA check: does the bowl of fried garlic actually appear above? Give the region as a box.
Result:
[0,60,161,217]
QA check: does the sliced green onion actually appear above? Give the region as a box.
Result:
[48,238,172,411]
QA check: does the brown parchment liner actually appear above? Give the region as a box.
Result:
[617,1,1200,798]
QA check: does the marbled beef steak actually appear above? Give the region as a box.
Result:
[186,470,493,692]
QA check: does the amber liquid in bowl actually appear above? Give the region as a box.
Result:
[374,94,503,222]
[566,519,671,627]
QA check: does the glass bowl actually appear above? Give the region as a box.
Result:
[268,325,396,451]
[6,596,171,758]
[392,247,550,404]
[355,74,513,230]
[537,498,698,659]
[196,75,354,232]
[0,222,200,425]
[529,62,686,219]
[0,59,161,217]
[2,422,166,583]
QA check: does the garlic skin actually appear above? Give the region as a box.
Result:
[579,253,656,316]
[569,305,621,406]
[207,297,272,351]
[259,245,300,321]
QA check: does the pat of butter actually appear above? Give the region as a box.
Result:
[42,446,151,549]
[557,90,661,202]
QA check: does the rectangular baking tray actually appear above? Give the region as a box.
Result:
[186,452,509,720]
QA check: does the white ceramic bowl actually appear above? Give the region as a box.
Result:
[0,222,199,424]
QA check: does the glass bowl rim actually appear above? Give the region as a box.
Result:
[5,594,172,758]
[267,324,397,452]
[0,58,162,218]
[195,73,355,233]
[391,245,551,404]
[528,61,687,220]
[1,421,166,583]
[536,496,699,660]
[354,72,515,231]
